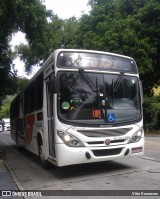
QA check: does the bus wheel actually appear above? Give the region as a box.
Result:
[16,133,23,151]
[39,142,49,169]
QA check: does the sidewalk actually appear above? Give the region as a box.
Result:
[0,148,23,198]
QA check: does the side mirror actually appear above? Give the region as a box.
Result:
[48,75,57,93]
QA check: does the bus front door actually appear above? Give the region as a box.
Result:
[46,81,56,159]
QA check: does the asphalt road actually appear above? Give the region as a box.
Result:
[0,131,160,199]
[144,135,160,161]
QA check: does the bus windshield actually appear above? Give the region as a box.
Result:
[58,71,141,125]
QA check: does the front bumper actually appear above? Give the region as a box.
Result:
[56,138,144,167]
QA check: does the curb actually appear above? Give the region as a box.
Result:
[0,147,27,198]
[4,160,25,192]
[2,160,29,199]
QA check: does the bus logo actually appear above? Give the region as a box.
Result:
[24,114,35,144]
[105,139,111,145]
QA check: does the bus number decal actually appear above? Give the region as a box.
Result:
[24,114,35,144]
[92,109,102,118]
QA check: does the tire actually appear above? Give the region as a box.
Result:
[39,141,49,169]
[16,133,23,151]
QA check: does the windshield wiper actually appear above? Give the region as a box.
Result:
[113,72,124,92]
[79,69,98,93]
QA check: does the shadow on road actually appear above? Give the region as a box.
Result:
[11,146,133,180]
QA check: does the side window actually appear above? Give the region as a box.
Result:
[35,73,43,111]
[24,81,36,114]
[24,89,28,114]
[19,98,24,117]
[23,74,43,114]
[28,81,36,113]
[10,98,20,119]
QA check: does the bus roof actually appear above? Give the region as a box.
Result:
[54,49,134,60]
[29,49,137,83]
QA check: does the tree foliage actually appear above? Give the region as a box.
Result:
[17,16,79,71]
[78,0,160,96]
[5,0,160,97]
[143,96,160,130]
[0,0,52,106]
[0,95,14,118]
[0,77,28,118]
[1,0,160,129]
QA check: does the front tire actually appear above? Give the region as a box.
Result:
[38,141,49,169]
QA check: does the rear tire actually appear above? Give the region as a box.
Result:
[16,133,23,151]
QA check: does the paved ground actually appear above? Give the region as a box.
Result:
[0,131,159,199]
[0,146,23,199]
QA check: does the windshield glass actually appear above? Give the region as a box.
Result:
[58,71,141,126]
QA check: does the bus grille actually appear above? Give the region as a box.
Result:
[79,128,132,137]
[92,148,123,157]
[87,139,126,145]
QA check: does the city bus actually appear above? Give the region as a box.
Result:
[10,49,144,168]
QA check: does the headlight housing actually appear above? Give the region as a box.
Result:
[128,128,143,143]
[57,131,84,147]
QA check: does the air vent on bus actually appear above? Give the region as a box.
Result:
[87,139,126,145]
[87,141,104,145]
[92,148,123,157]
[110,139,126,143]
[79,128,132,137]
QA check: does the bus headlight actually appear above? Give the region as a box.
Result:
[128,128,143,143]
[57,131,84,147]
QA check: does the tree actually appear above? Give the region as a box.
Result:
[0,76,29,118]
[119,0,160,95]
[16,14,63,73]
[78,0,160,95]
[0,95,15,118]
[143,96,160,130]
[17,16,80,71]
[0,0,52,107]
[16,77,29,92]
[62,17,79,49]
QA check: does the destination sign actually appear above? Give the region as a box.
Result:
[57,52,137,73]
